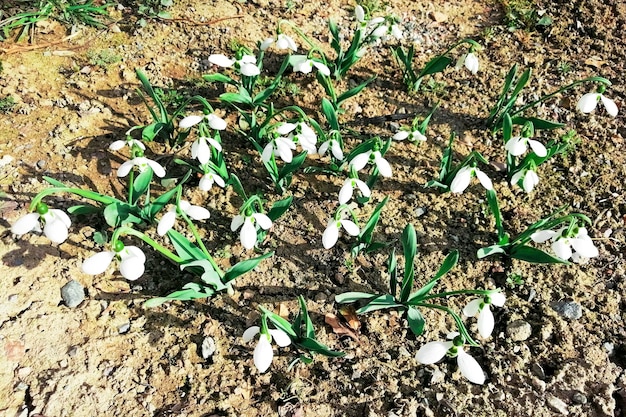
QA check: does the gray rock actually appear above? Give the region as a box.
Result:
[201,337,216,359]
[61,280,85,308]
[547,395,569,415]
[118,322,130,334]
[572,391,587,404]
[551,301,582,320]
[531,363,546,380]
[507,319,532,341]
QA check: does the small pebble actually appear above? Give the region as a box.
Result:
[36,159,46,169]
[603,342,614,356]
[547,395,569,415]
[531,363,546,380]
[506,319,532,341]
[60,280,85,308]
[572,391,587,404]
[551,301,582,320]
[118,322,130,334]
[415,207,426,217]
[201,337,216,359]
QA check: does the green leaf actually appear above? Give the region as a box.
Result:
[167,229,205,262]
[103,202,142,227]
[420,55,453,77]
[388,247,398,297]
[322,98,339,131]
[400,224,417,303]
[219,91,252,105]
[43,176,67,187]
[181,260,226,291]
[278,151,307,180]
[486,189,505,241]
[503,112,513,143]
[511,116,564,130]
[510,245,569,264]
[357,294,402,314]
[203,73,236,85]
[297,337,345,357]
[223,251,274,283]
[407,307,425,335]
[260,306,298,338]
[358,196,388,246]
[336,76,376,105]
[335,292,377,304]
[267,195,293,222]
[143,285,213,308]
[409,250,459,302]
[68,204,100,215]
[297,295,315,339]
[131,168,153,205]
[142,122,167,142]
[477,245,506,259]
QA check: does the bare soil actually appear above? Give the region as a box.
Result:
[1,1,625,416]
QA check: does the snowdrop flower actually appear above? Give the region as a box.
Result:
[577,90,618,117]
[117,156,166,178]
[82,242,146,281]
[456,52,479,75]
[208,54,260,77]
[242,325,291,373]
[415,333,485,384]
[290,55,330,76]
[355,5,366,23]
[11,203,71,244]
[109,137,145,152]
[318,138,343,160]
[275,122,318,154]
[262,136,296,163]
[393,129,427,143]
[191,136,222,165]
[199,170,225,191]
[449,165,492,194]
[322,211,360,249]
[531,226,599,263]
[231,212,272,250]
[463,291,506,338]
[511,168,539,193]
[339,177,371,204]
[505,135,547,157]
[179,113,228,131]
[157,200,211,236]
[350,149,392,177]
[261,33,297,52]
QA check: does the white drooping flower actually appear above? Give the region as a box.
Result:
[261,33,297,52]
[393,129,427,143]
[449,165,493,194]
[199,170,225,191]
[262,136,296,163]
[191,136,222,165]
[208,53,260,77]
[577,91,618,117]
[11,204,71,244]
[231,212,273,250]
[318,138,344,160]
[117,156,166,178]
[290,55,330,76]
[242,326,291,373]
[157,200,211,236]
[505,135,547,157]
[338,177,371,204]
[511,168,540,193]
[322,212,360,249]
[350,150,392,177]
[456,52,479,75]
[275,122,317,155]
[109,137,145,152]
[82,244,146,281]
[463,291,507,338]
[531,226,599,263]
[415,333,485,384]
[179,113,228,131]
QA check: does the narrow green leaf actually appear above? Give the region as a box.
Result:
[167,229,205,262]
[335,292,377,304]
[297,337,345,357]
[278,151,307,180]
[400,224,417,303]
[510,245,569,264]
[356,294,401,314]
[336,76,376,105]
[358,196,388,245]
[143,286,213,307]
[131,168,153,205]
[223,251,274,283]
[407,307,425,335]
[267,195,293,222]
[477,245,506,259]
[68,204,100,215]
[420,56,452,76]
[409,250,458,302]
[511,116,564,130]
[203,73,236,85]
[260,306,298,338]
[103,202,142,227]
[322,98,339,131]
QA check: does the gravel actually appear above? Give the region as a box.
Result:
[60,280,85,308]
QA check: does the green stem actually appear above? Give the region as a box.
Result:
[30,187,118,211]
[179,210,223,276]
[112,226,184,264]
[413,303,478,346]
[419,289,493,301]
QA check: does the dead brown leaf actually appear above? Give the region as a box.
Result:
[338,305,361,332]
[584,57,606,68]
[325,313,359,341]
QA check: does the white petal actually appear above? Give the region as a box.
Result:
[570,236,598,258]
[231,214,245,231]
[391,24,403,40]
[410,131,427,142]
[240,62,260,77]
[260,38,274,51]
[43,217,69,243]
[372,25,388,38]
[124,246,146,263]
[552,239,572,260]
[276,34,297,51]
[240,55,257,64]
[240,218,257,249]
[253,335,273,373]
[462,298,482,317]
[312,61,330,76]
[269,329,291,347]
[354,179,371,197]
[464,53,479,74]
[477,306,495,338]
[490,292,506,307]
[577,93,599,113]
[374,154,392,178]
[206,114,227,130]
[198,174,214,191]
[450,166,472,193]
[192,138,211,165]
[208,54,235,68]
[600,95,618,117]
[206,136,222,154]
[522,170,539,192]
[338,180,354,204]
[393,131,409,141]
[242,326,260,342]
[350,152,370,171]
[455,54,467,70]
[252,213,272,230]
[119,256,145,280]
[456,350,485,384]
[530,229,557,243]
[276,123,297,135]
[475,168,493,190]
[117,160,135,177]
[179,115,203,129]
[322,222,339,249]
[82,251,115,275]
[318,141,329,156]
[528,139,547,157]
[355,5,365,22]
[511,170,525,186]
[331,141,343,160]
[157,210,177,236]
[415,341,453,364]
[146,159,166,178]
[505,136,527,156]
[262,143,274,163]
[213,174,225,187]
[186,205,211,221]
[109,140,126,151]
[11,212,40,235]
[340,219,360,236]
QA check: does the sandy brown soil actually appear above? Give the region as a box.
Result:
[1,0,625,416]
